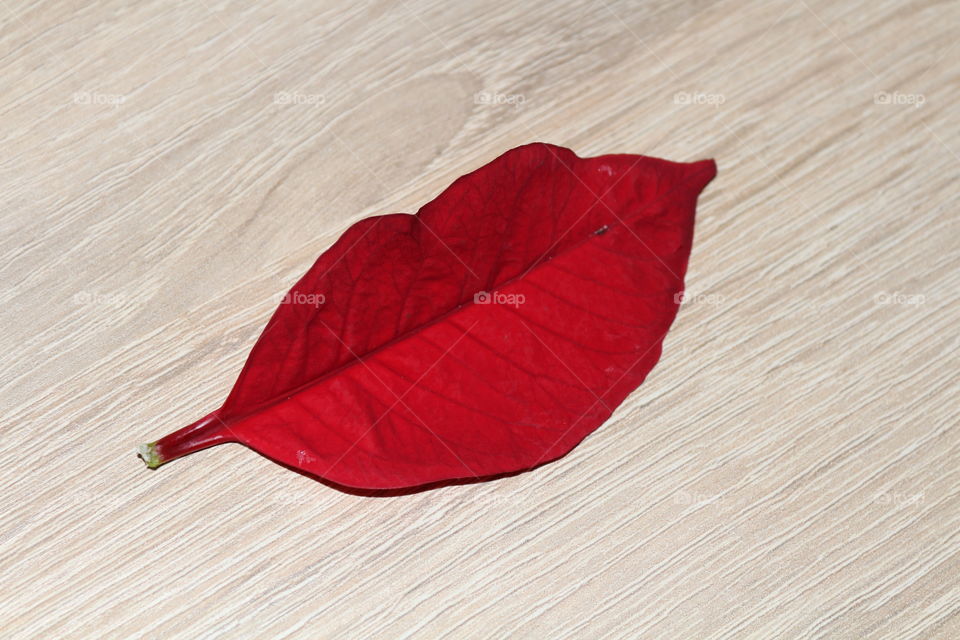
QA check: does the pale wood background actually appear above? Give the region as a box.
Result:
[1,0,957,638]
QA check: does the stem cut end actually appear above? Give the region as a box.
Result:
[138,442,164,469]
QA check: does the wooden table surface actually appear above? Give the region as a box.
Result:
[2,0,957,638]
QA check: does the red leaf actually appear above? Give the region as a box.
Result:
[139,143,716,491]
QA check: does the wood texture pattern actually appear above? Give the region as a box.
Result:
[1,0,957,637]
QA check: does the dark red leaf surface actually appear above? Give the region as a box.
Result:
[139,143,716,490]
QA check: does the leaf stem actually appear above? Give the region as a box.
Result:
[137,410,234,469]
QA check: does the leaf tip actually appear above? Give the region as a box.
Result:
[690,158,718,190]
[137,442,164,469]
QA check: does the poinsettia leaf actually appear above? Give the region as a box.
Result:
[139,143,716,491]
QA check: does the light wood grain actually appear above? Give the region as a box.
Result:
[1,0,958,637]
